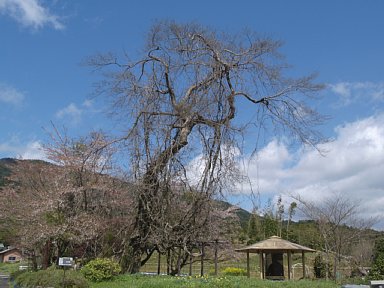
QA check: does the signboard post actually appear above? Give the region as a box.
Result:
[59,257,73,288]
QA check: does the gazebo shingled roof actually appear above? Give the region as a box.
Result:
[235,235,316,253]
[235,236,316,280]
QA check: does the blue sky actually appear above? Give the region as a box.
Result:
[1,0,384,228]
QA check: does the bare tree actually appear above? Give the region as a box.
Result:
[350,238,374,271]
[295,193,375,280]
[87,20,327,273]
[286,201,297,240]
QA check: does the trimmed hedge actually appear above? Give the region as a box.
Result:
[14,267,89,288]
[81,258,121,282]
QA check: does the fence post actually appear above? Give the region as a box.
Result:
[200,242,205,276]
[157,251,161,275]
[214,240,218,276]
[189,253,193,276]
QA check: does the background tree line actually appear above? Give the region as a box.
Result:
[1,157,382,279]
[239,194,380,280]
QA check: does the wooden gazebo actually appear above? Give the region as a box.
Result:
[235,236,315,280]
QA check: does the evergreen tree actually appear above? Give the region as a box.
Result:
[369,237,384,280]
[262,214,278,238]
[247,212,261,243]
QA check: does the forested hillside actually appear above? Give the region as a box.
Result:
[2,158,383,254]
[0,158,241,273]
[1,157,384,280]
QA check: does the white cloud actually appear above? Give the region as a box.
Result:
[0,0,64,30]
[19,141,46,160]
[329,81,384,106]
[55,100,97,125]
[0,82,24,106]
[56,103,82,124]
[329,82,350,98]
[238,140,292,195]
[291,114,384,190]
[83,99,93,108]
[237,114,384,229]
[0,142,16,154]
[55,100,101,127]
[186,144,242,188]
[0,140,46,160]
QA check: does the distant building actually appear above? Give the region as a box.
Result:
[0,247,23,263]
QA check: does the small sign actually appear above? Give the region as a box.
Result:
[59,257,73,267]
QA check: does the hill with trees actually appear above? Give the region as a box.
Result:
[0,157,241,274]
[2,157,383,279]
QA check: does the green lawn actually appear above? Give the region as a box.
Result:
[1,261,359,288]
[2,264,358,288]
[0,262,20,274]
[90,274,340,288]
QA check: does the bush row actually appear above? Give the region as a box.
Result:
[13,258,121,287]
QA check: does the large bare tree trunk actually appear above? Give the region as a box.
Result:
[86,20,327,273]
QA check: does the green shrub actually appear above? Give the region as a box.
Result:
[221,266,247,276]
[14,267,89,288]
[81,258,121,282]
[369,254,384,280]
[9,268,26,282]
[314,254,332,279]
[0,261,21,274]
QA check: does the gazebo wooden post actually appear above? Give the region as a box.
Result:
[302,251,306,279]
[258,252,262,279]
[260,252,265,279]
[246,251,250,278]
[287,251,292,280]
